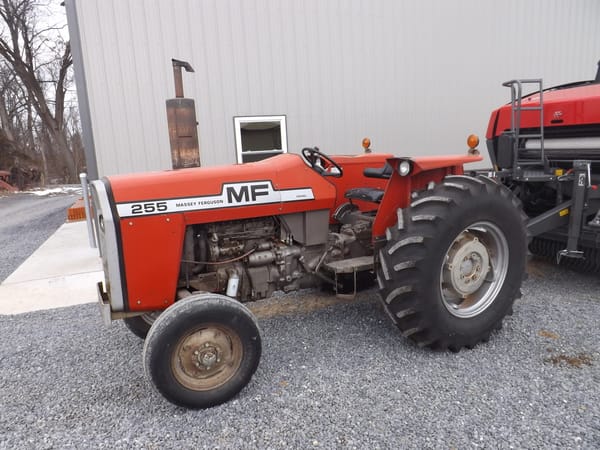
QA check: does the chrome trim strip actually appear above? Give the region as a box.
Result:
[91,180,125,313]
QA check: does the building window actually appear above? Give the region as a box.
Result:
[234,115,287,163]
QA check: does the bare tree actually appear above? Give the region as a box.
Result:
[0,63,39,183]
[0,0,77,183]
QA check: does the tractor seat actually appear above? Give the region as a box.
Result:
[343,163,391,203]
[345,187,385,203]
[344,163,393,203]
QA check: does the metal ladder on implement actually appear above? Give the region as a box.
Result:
[502,79,547,180]
[504,79,593,261]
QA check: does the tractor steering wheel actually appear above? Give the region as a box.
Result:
[301,147,343,177]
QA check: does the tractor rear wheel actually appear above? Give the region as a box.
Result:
[143,293,261,408]
[377,175,527,351]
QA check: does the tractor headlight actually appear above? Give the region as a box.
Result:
[398,160,412,176]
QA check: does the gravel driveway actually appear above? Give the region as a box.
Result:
[1,258,598,449]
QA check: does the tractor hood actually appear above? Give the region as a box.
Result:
[105,153,322,203]
[101,153,339,219]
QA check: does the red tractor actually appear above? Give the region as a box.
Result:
[91,142,528,408]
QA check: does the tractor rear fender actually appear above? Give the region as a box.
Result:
[372,154,483,241]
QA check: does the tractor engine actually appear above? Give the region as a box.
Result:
[179,215,374,301]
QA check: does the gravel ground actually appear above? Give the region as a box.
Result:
[1,259,599,449]
[0,191,78,282]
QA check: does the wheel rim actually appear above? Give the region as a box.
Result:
[440,221,509,318]
[172,324,243,391]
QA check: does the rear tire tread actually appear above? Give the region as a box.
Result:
[377,175,527,351]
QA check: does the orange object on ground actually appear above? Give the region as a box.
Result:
[67,197,86,222]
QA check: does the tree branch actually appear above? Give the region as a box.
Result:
[54,41,71,130]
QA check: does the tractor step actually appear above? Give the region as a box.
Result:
[323,255,374,274]
[323,256,375,299]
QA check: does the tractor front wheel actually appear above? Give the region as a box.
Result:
[143,294,262,408]
[377,175,527,351]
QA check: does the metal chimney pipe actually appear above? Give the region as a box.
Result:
[166,59,201,169]
[172,58,194,97]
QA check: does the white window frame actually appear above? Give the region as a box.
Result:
[233,115,287,163]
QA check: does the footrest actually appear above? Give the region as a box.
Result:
[324,256,374,274]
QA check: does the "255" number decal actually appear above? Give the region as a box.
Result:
[130,201,168,215]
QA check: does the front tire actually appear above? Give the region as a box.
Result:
[143,294,262,408]
[377,175,527,351]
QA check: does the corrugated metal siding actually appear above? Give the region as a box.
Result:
[69,0,600,177]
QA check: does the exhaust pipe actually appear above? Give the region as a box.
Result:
[166,59,201,169]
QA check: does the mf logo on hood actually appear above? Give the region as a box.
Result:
[116,181,314,218]
[226,182,272,204]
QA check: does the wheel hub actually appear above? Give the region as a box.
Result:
[193,344,220,370]
[172,325,242,391]
[444,235,490,297]
[439,222,509,319]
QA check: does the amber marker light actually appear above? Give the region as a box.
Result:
[362,137,372,153]
[467,134,480,149]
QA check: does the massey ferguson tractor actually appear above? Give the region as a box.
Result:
[90,62,600,409]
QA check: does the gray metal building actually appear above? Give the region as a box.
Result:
[65,0,600,179]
